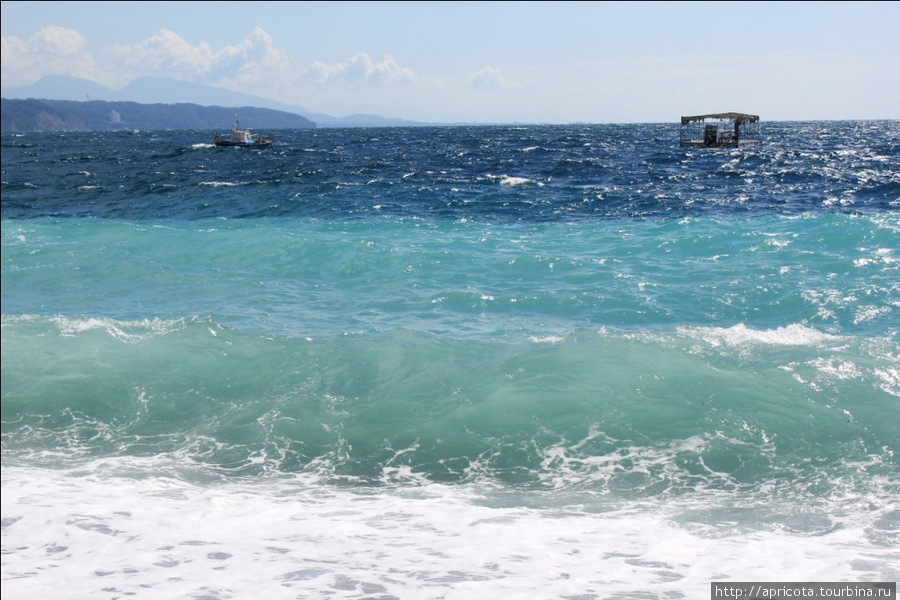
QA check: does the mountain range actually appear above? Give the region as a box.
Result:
[1,75,433,129]
[0,97,318,133]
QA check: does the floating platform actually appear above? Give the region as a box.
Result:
[679,112,760,148]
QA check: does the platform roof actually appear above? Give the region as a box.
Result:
[680,113,760,124]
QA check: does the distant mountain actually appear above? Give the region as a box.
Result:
[119,77,299,113]
[0,98,315,133]
[5,75,116,102]
[1,76,432,128]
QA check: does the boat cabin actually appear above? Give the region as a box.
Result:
[226,129,256,144]
[679,112,760,148]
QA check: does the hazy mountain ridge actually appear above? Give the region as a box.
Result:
[1,76,432,128]
[0,98,316,133]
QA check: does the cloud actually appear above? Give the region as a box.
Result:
[1,25,99,86]
[110,29,214,81]
[205,28,296,92]
[467,67,505,91]
[108,31,417,94]
[301,53,417,86]
[0,24,421,111]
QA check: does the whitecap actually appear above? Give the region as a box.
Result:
[684,323,840,348]
[199,181,240,187]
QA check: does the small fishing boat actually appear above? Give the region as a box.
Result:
[214,115,272,149]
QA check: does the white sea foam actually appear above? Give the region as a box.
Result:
[853,305,892,324]
[2,463,896,600]
[874,366,900,398]
[528,334,567,344]
[45,315,194,341]
[199,181,240,187]
[492,175,543,187]
[684,323,841,348]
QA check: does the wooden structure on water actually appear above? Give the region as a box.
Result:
[679,112,760,148]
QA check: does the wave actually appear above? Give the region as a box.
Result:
[3,315,896,495]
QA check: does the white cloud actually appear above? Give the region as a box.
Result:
[301,53,417,86]
[206,28,296,94]
[103,27,297,94]
[467,67,505,90]
[1,25,99,86]
[110,29,214,83]
[102,29,421,101]
[0,24,424,114]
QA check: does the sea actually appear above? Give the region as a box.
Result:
[2,121,898,600]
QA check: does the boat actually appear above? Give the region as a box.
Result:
[679,112,760,148]
[214,115,273,149]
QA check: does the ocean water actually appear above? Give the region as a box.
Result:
[2,121,898,599]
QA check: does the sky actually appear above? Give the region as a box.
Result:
[1,1,898,124]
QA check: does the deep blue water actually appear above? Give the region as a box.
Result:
[2,121,898,599]
[3,122,897,221]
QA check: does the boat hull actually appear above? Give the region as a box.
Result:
[214,140,272,149]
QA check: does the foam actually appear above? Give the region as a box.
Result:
[3,463,896,600]
[685,323,841,348]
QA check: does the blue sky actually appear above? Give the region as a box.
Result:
[2,1,898,123]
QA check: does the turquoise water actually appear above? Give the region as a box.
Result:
[2,122,898,598]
